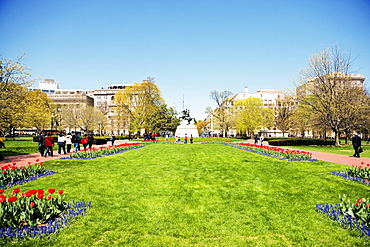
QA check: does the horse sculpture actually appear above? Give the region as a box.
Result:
[179,108,196,125]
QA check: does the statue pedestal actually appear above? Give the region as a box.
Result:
[175,124,199,138]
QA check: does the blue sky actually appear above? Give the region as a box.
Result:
[1,0,370,120]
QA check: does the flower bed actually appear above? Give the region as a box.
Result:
[233,143,317,161]
[331,163,370,186]
[1,161,56,189]
[0,188,91,240]
[66,143,144,159]
[316,195,370,236]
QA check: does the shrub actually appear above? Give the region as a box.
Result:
[268,138,335,146]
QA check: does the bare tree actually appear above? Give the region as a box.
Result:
[208,90,234,137]
[297,45,367,146]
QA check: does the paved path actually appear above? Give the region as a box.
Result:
[1,140,369,168]
[0,140,133,167]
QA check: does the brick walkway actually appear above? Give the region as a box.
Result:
[0,140,369,168]
[0,140,130,167]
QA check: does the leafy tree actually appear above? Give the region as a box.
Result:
[207,90,234,137]
[148,104,180,133]
[114,78,165,133]
[23,90,53,131]
[291,104,313,137]
[233,98,273,136]
[196,120,209,135]
[0,83,27,134]
[0,55,35,134]
[297,45,368,146]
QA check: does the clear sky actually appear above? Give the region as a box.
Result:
[1,0,369,120]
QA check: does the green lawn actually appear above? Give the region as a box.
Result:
[0,137,38,157]
[4,144,370,246]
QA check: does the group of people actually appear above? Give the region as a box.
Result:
[36,132,94,157]
[175,134,193,144]
[143,132,158,141]
[254,135,264,146]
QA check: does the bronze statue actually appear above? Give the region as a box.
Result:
[179,108,196,125]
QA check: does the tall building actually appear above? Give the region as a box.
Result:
[29,79,133,134]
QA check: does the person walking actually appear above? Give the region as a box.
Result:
[57,132,67,155]
[65,132,73,153]
[260,135,264,146]
[352,132,362,158]
[190,134,193,144]
[81,134,88,149]
[72,132,81,152]
[88,133,94,148]
[184,134,188,144]
[44,134,54,157]
[36,132,46,157]
[254,135,259,145]
[109,135,116,146]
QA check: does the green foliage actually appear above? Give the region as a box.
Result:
[268,137,335,146]
[345,165,370,180]
[340,194,370,228]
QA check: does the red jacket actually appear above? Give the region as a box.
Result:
[45,136,54,147]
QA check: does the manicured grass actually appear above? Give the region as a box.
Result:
[0,137,38,157]
[284,144,370,158]
[3,144,370,246]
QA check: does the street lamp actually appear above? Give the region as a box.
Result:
[98,122,102,136]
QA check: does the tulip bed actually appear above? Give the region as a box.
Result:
[316,195,370,236]
[0,162,55,189]
[0,188,66,228]
[234,142,316,161]
[330,162,370,186]
[67,143,144,159]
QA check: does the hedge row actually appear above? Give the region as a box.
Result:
[268,138,336,146]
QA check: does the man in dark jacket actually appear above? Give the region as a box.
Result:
[37,132,46,157]
[352,133,362,158]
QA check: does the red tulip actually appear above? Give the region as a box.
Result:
[12,188,20,194]
[37,189,44,194]
[30,201,35,207]
[47,195,52,200]
[0,189,4,193]
[58,190,64,194]
[357,198,363,203]
[7,196,17,202]
[48,188,56,194]
[37,193,44,199]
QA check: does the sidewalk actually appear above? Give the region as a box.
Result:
[0,140,369,168]
[0,140,132,167]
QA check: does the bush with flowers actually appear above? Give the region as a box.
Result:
[0,161,55,189]
[68,143,144,159]
[316,195,370,236]
[0,188,91,239]
[234,143,316,161]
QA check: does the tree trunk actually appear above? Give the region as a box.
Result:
[334,131,340,146]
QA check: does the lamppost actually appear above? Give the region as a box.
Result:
[98,122,102,136]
